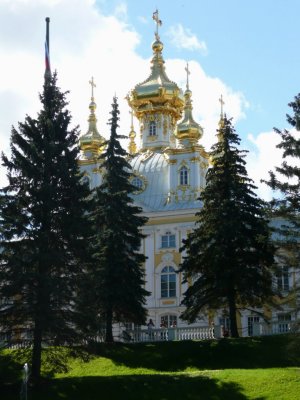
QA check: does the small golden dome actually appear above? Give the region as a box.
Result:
[79,77,105,156]
[176,64,203,147]
[152,39,163,53]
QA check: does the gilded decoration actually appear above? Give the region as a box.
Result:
[80,77,105,156]
[147,135,157,142]
[126,13,184,152]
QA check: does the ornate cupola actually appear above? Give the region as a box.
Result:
[176,62,203,147]
[127,10,185,151]
[80,77,105,158]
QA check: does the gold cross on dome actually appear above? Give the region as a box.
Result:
[89,77,96,98]
[152,9,162,40]
[185,62,190,90]
[219,94,225,116]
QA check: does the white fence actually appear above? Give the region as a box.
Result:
[123,325,217,343]
[253,320,300,336]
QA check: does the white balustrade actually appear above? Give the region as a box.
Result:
[124,325,216,343]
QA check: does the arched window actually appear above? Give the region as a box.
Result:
[132,177,143,191]
[149,121,157,136]
[161,266,176,298]
[179,166,188,185]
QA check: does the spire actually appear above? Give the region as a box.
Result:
[218,95,225,136]
[219,94,225,120]
[152,9,162,41]
[176,62,203,147]
[128,110,137,155]
[44,17,51,79]
[79,77,105,157]
[185,62,190,91]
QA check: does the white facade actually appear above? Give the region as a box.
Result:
[79,19,299,337]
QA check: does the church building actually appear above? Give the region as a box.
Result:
[78,13,298,337]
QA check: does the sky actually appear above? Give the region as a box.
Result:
[0,0,299,199]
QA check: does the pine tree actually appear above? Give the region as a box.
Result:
[264,94,300,300]
[0,73,91,381]
[87,96,149,342]
[180,116,275,337]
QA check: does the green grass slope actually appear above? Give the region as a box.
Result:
[1,334,300,400]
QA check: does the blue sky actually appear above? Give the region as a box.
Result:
[0,0,299,199]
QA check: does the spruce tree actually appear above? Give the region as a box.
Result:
[264,94,300,296]
[180,116,275,337]
[87,96,149,342]
[0,72,91,381]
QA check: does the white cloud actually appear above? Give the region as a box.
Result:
[0,0,254,195]
[167,23,207,53]
[165,59,248,150]
[246,131,283,200]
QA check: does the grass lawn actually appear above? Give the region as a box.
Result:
[1,334,300,399]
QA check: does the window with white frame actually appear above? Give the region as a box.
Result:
[160,314,177,328]
[149,121,157,136]
[247,316,260,336]
[179,166,189,185]
[276,266,290,292]
[123,322,140,331]
[161,266,176,298]
[161,231,176,248]
[277,313,291,333]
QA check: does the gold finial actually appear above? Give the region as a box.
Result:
[219,94,225,118]
[89,76,96,99]
[152,9,162,40]
[130,109,134,130]
[218,95,225,136]
[185,62,190,90]
[128,110,137,155]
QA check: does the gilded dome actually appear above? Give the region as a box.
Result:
[80,78,105,156]
[127,34,184,120]
[176,87,203,146]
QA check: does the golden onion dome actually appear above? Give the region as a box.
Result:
[176,64,203,146]
[127,32,184,121]
[80,77,105,155]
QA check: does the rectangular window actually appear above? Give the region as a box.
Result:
[180,167,188,185]
[149,121,156,136]
[278,313,291,333]
[161,234,176,248]
[277,266,289,292]
[248,316,260,336]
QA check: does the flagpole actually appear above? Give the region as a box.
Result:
[44,17,51,78]
[45,17,50,52]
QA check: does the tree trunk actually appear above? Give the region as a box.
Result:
[105,308,114,343]
[227,290,239,338]
[31,323,42,383]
